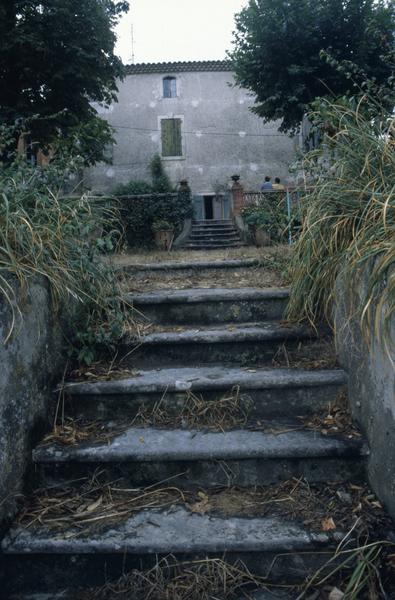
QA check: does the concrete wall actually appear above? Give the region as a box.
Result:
[0,278,64,527]
[335,264,395,519]
[86,69,297,195]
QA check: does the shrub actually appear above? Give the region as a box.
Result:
[113,180,153,196]
[150,154,173,193]
[121,188,193,247]
[241,194,289,241]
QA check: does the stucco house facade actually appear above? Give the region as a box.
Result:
[86,60,297,220]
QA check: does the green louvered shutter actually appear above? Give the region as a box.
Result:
[161,118,182,157]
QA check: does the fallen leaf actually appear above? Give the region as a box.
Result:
[139,436,145,444]
[329,587,344,600]
[321,517,336,531]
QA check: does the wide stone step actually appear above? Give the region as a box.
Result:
[182,242,245,249]
[63,367,346,421]
[33,426,367,488]
[190,230,239,237]
[127,287,289,324]
[189,235,241,243]
[120,322,315,367]
[191,225,237,232]
[1,508,346,595]
[192,219,233,225]
[120,258,262,279]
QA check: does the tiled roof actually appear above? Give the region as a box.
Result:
[125,60,233,75]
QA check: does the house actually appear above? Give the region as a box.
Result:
[86,60,297,220]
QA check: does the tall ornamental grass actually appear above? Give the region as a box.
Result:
[286,97,395,341]
[0,144,126,364]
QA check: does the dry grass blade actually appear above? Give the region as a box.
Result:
[131,387,253,431]
[76,555,277,600]
[286,98,395,353]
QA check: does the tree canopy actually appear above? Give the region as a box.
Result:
[230,0,394,133]
[0,0,129,163]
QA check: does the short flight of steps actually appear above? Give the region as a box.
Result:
[182,219,244,249]
[1,283,369,599]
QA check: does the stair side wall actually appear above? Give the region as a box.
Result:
[0,277,66,530]
[335,263,395,520]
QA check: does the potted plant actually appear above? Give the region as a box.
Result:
[152,219,175,250]
[241,207,272,246]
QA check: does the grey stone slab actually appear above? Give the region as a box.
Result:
[132,323,312,346]
[127,287,290,305]
[2,507,343,555]
[120,258,261,271]
[63,367,346,396]
[33,426,367,464]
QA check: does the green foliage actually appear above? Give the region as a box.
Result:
[285,91,395,339]
[230,0,394,133]
[121,189,193,247]
[113,180,153,196]
[152,219,174,231]
[0,0,128,163]
[0,126,129,364]
[150,154,174,193]
[242,195,289,241]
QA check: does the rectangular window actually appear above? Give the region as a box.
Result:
[161,118,182,157]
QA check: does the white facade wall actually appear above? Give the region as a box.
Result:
[86,64,297,194]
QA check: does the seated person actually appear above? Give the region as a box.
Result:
[261,176,273,191]
[273,177,285,190]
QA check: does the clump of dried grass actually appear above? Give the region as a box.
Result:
[132,387,253,432]
[18,472,186,536]
[77,556,273,600]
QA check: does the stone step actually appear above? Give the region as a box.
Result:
[189,235,241,242]
[191,225,237,232]
[1,507,346,595]
[182,242,245,249]
[62,367,346,421]
[120,322,315,367]
[183,238,242,249]
[126,287,289,324]
[190,229,239,236]
[124,258,264,272]
[192,219,234,225]
[9,591,293,600]
[33,426,367,488]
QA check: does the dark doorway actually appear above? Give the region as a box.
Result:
[204,195,214,220]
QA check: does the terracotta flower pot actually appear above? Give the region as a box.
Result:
[154,229,174,250]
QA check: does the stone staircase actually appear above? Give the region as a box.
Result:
[0,258,369,599]
[182,219,244,249]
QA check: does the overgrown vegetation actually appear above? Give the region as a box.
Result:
[286,73,395,339]
[114,155,192,247]
[0,0,128,164]
[0,129,130,364]
[241,193,289,242]
[230,0,394,133]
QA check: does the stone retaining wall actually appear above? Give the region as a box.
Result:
[0,277,65,527]
[335,264,395,519]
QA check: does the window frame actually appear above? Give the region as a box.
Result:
[163,76,177,99]
[159,115,185,160]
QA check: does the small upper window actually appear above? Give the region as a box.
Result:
[163,76,177,98]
